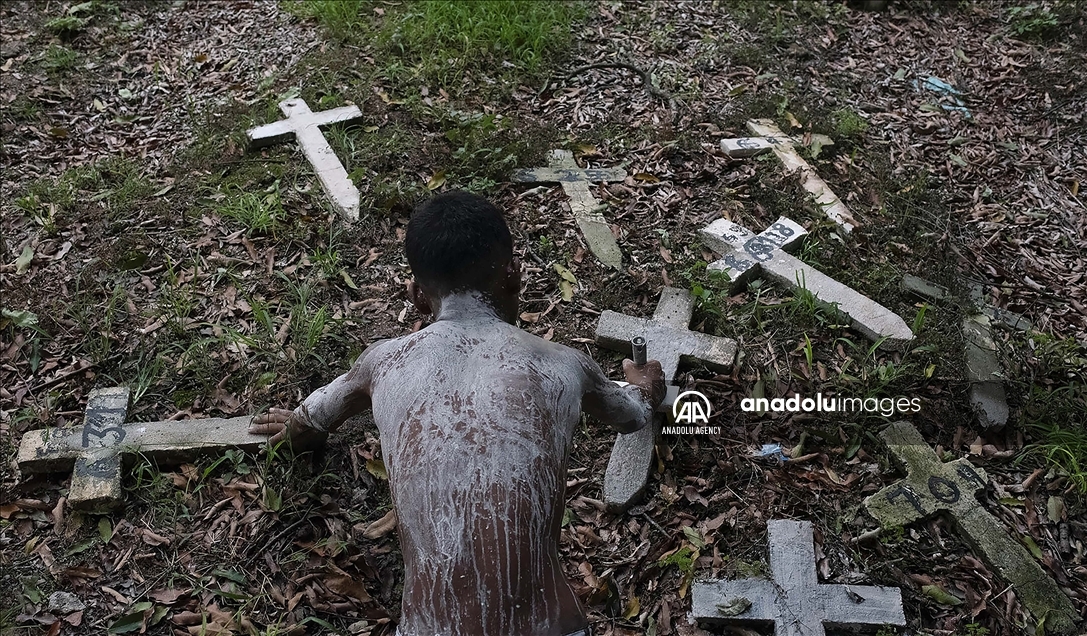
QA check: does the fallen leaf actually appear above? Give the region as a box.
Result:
[340,269,359,289]
[15,244,33,274]
[366,459,388,480]
[362,509,398,540]
[426,170,446,190]
[922,584,963,606]
[633,172,660,183]
[716,597,751,617]
[326,567,373,602]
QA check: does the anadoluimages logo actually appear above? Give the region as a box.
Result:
[673,390,711,424]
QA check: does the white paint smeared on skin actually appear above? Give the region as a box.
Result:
[293,291,653,636]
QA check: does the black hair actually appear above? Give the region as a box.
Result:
[405,190,513,294]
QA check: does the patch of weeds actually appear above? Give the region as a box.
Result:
[214,181,285,234]
[1006,4,1059,37]
[278,274,333,365]
[1017,337,1087,494]
[41,44,79,71]
[45,14,88,38]
[16,157,152,227]
[281,0,371,35]
[658,546,696,575]
[833,108,868,139]
[439,109,529,191]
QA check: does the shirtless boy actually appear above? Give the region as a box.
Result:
[251,191,665,636]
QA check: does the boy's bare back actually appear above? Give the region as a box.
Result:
[252,192,664,636]
[355,294,654,636]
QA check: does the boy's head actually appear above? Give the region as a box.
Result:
[405,191,519,319]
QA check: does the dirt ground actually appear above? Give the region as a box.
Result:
[2,1,1085,635]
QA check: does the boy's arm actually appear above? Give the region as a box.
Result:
[577,351,665,434]
[251,340,385,444]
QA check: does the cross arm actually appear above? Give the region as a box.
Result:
[247,120,298,148]
[822,584,907,627]
[879,421,944,474]
[17,417,266,475]
[680,331,738,373]
[692,578,779,624]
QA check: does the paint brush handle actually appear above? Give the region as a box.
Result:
[631,336,647,367]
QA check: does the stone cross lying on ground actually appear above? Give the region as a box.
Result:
[901,275,1030,429]
[692,519,905,636]
[864,421,1078,634]
[700,216,913,349]
[721,118,856,232]
[247,98,363,220]
[512,149,626,270]
[594,287,737,511]
[17,387,268,512]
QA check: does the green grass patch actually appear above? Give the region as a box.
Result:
[288,0,588,88]
[15,157,153,230]
[213,182,285,234]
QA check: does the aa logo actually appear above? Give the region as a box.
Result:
[673,391,711,424]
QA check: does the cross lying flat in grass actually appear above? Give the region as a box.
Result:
[693,519,905,636]
[512,149,626,270]
[17,387,268,512]
[699,216,913,349]
[864,421,1078,635]
[247,98,363,221]
[721,119,856,232]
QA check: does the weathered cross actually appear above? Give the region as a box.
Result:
[247,98,364,220]
[692,519,905,636]
[721,119,856,232]
[901,275,1029,429]
[512,149,627,269]
[700,216,914,349]
[594,287,737,511]
[17,387,268,512]
[864,421,1078,634]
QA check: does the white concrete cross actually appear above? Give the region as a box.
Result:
[594,287,737,511]
[721,119,856,232]
[699,216,914,348]
[864,421,1078,634]
[247,98,364,220]
[692,519,906,636]
[17,387,269,512]
[512,149,627,269]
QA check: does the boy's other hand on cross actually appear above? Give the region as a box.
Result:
[250,407,329,448]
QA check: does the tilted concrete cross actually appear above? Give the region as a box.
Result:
[864,421,1078,634]
[721,119,856,232]
[18,387,268,512]
[594,287,737,511]
[512,149,626,270]
[692,519,905,636]
[247,98,364,220]
[700,216,914,349]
